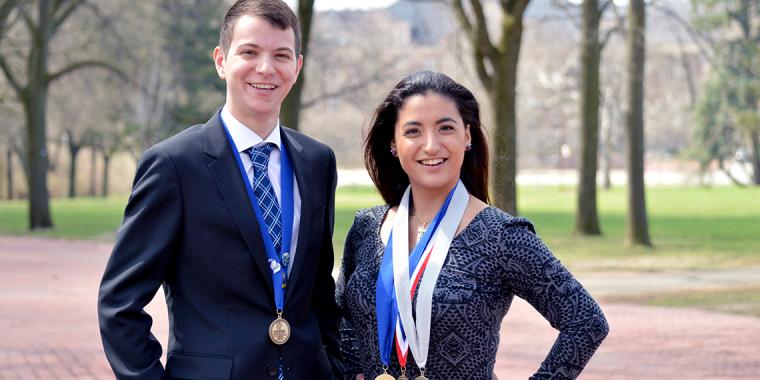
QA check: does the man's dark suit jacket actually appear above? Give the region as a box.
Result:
[98,112,343,380]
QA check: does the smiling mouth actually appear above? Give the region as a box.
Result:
[419,158,446,166]
[249,83,277,90]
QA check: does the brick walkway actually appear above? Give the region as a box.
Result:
[1,235,759,379]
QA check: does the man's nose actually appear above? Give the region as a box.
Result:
[256,56,275,75]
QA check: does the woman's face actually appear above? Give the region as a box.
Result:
[392,92,471,195]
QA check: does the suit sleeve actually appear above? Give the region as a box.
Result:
[97,146,182,379]
[314,148,345,379]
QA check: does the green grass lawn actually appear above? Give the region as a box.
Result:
[1,185,759,271]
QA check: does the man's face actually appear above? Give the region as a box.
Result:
[214,15,302,124]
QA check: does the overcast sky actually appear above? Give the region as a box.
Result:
[285,0,397,11]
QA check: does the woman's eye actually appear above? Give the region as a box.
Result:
[403,128,420,136]
[440,125,455,132]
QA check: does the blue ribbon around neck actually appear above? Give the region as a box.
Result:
[375,183,458,366]
[221,120,294,312]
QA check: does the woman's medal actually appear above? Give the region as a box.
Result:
[392,182,468,379]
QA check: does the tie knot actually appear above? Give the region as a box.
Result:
[247,143,275,173]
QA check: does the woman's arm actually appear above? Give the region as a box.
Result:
[498,222,609,379]
[336,211,368,380]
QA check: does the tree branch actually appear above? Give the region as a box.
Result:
[301,55,404,109]
[0,54,23,97]
[18,4,35,38]
[451,0,474,37]
[0,0,20,38]
[650,2,717,65]
[47,59,126,84]
[473,46,493,91]
[468,0,497,58]
[52,0,84,33]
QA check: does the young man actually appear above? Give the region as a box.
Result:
[98,1,343,378]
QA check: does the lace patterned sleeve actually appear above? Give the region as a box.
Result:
[336,211,365,379]
[497,220,609,379]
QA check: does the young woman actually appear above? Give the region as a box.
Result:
[336,71,608,380]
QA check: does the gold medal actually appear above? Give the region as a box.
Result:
[375,374,395,380]
[268,311,290,345]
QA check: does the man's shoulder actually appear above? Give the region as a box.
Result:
[281,126,333,156]
[146,115,220,158]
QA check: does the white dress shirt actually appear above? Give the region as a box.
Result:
[221,105,302,275]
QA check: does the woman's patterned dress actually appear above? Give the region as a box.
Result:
[336,206,609,380]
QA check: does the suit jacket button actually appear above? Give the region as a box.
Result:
[267,366,278,377]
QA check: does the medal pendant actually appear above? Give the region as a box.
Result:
[375,374,395,380]
[397,375,409,380]
[414,377,428,380]
[268,315,290,345]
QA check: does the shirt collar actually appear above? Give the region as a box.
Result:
[221,105,282,153]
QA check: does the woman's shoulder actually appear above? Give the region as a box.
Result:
[353,204,391,225]
[347,205,391,237]
[476,206,536,234]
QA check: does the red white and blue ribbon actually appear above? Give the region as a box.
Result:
[375,180,469,371]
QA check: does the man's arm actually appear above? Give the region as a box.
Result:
[98,146,182,379]
[314,148,344,379]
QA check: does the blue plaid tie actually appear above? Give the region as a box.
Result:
[247,144,286,380]
[247,143,283,255]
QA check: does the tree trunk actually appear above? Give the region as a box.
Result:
[5,147,12,200]
[624,0,651,247]
[67,130,80,198]
[601,102,613,190]
[23,0,54,229]
[280,0,314,131]
[751,130,760,185]
[102,153,110,197]
[89,147,97,196]
[490,15,525,216]
[576,0,602,235]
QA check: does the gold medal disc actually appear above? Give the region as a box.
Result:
[268,317,290,345]
[375,374,395,380]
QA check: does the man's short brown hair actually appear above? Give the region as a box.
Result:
[219,0,301,56]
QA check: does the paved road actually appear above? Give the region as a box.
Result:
[1,235,759,379]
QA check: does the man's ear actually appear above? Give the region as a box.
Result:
[295,54,304,79]
[213,46,226,80]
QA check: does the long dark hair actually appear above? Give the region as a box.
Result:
[364,71,489,205]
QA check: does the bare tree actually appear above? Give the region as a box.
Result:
[575,0,610,235]
[451,0,531,215]
[0,0,124,229]
[281,0,314,131]
[624,0,652,246]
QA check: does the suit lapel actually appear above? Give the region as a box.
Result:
[282,129,312,303]
[204,112,273,290]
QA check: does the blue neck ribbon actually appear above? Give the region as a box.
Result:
[375,184,457,366]
[222,120,294,312]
